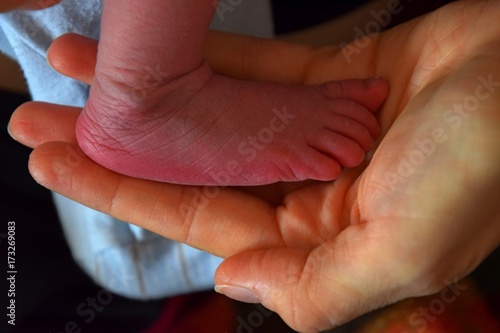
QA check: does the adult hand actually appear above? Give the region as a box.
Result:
[9,1,500,331]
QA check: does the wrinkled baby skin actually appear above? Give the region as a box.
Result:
[77,0,388,185]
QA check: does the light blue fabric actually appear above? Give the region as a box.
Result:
[1,0,274,299]
[0,28,15,59]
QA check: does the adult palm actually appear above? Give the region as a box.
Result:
[9,1,500,331]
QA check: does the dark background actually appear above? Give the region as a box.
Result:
[1,1,498,332]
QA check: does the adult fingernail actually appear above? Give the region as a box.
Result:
[214,285,260,303]
[7,122,24,142]
[6,122,19,142]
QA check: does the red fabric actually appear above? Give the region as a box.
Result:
[143,291,236,333]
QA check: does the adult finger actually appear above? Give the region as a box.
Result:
[8,102,80,148]
[48,33,98,85]
[48,31,317,86]
[28,141,284,257]
[205,30,314,83]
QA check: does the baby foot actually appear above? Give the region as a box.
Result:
[77,62,387,185]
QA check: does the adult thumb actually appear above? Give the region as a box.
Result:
[214,245,388,333]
